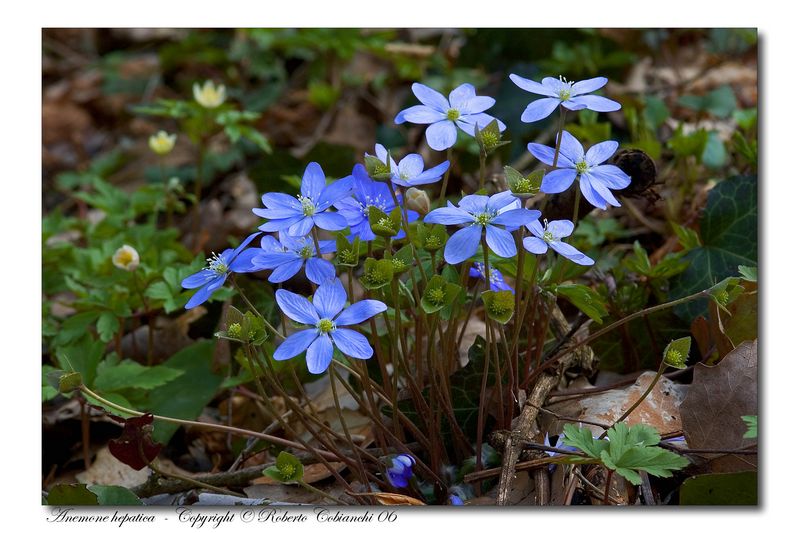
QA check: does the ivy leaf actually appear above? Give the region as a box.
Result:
[670,175,756,320]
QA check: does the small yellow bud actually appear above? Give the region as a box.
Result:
[193,80,226,109]
[148,131,177,155]
[404,187,431,215]
[112,245,140,272]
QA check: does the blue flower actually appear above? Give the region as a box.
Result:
[523,219,594,266]
[394,83,506,151]
[469,262,514,293]
[248,232,336,285]
[273,279,387,374]
[367,144,450,187]
[509,74,621,122]
[449,494,465,506]
[543,432,580,473]
[424,191,540,264]
[386,454,415,488]
[333,164,419,242]
[253,162,353,237]
[528,130,631,210]
[181,232,261,309]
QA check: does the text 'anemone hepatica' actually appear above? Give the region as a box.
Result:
[394,83,506,151]
[248,232,336,285]
[528,130,631,210]
[424,191,540,264]
[509,74,621,122]
[333,164,418,242]
[273,278,387,374]
[181,232,261,309]
[253,162,353,238]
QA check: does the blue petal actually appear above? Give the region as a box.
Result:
[527,142,557,167]
[541,169,577,194]
[457,194,489,214]
[312,212,349,232]
[487,190,517,212]
[570,94,621,113]
[521,97,560,123]
[276,289,319,324]
[268,259,304,283]
[395,105,444,125]
[411,83,449,112]
[462,96,495,115]
[448,83,477,111]
[273,329,319,361]
[411,160,449,186]
[550,240,594,266]
[585,140,619,166]
[485,225,516,258]
[523,236,548,255]
[556,131,585,165]
[509,73,557,97]
[589,165,631,190]
[444,225,482,264]
[286,216,315,237]
[547,220,575,239]
[585,177,622,208]
[261,192,301,210]
[335,299,388,326]
[306,258,336,285]
[313,278,347,318]
[306,334,334,374]
[525,219,545,238]
[182,270,216,289]
[424,206,473,225]
[398,153,424,180]
[319,240,337,254]
[578,175,608,210]
[231,248,267,273]
[457,113,506,134]
[185,275,225,309]
[493,208,540,228]
[331,329,373,360]
[260,235,284,253]
[318,175,354,210]
[252,207,303,220]
[229,230,261,257]
[425,120,458,151]
[259,215,305,233]
[301,162,326,202]
[571,77,608,96]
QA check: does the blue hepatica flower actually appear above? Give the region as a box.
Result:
[528,130,631,210]
[273,278,387,374]
[367,144,450,187]
[424,191,540,265]
[249,232,336,285]
[181,232,261,309]
[394,83,506,151]
[386,454,416,488]
[449,494,465,506]
[333,164,418,242]
[523,219,594,266]
[253,162,353,237]
[469,262,514,293]
[509,74,621,122]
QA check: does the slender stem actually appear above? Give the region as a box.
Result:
[599,362,667,439]
[478,147,487,191]
[328,366,371,488]
[475,236,492,481]
[552,107,567,169]
[438,147,453,205]
[149,458,244,498]
[571,186,582,227]
[603,469,613,505]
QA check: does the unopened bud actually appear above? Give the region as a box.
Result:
[112,245,140,272]
[404,187,430,215]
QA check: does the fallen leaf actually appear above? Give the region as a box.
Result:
[348,492,425,505]
[679,340,757,473]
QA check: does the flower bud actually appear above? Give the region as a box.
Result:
[112,245,140,272]
[193,80,226,109]
[662,337,691,369]
[404,187,430,215]
[148,131,177,155]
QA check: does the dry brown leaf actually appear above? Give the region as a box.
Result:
[680,340,757,473]
[349,492,425,506]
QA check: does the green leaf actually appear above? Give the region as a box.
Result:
[741,415,757,438]
[96,312,119,343]
[421,275,460,314]
[143,340,224,443]
[702,132,727,168]
[46,484,99,505]
[55,311,100,346]
[643,96,669,128]
[599,423,689,485]
[678,85,737,118]
[94,359,184,392]
[738,265,757,282]
[663,336,691,369]
[679,472,757,505]
[481,290,515,324]
[88,485,143,505]
[360,258,394,290]
[554,284,608,324]
[670,175,757,320]
[56,337,105,387]
[562,424,608,460]
[42,365,59,402]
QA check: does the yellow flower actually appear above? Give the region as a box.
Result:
[193,80,226,109]
[112,245,140,272]
[148,131,177,155]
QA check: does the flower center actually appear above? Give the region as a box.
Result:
[299,244,314,259]
[206,252,228,274]
[575,160,589,175]
[425,235,441,249]
[279,463,296,479]
[428,287,445,306]
[299,196,316,217]
[446,108,460,121]
[542,231,555,243]
[557,76,574,101]
[317,318,335,334]
[474,212,494,226]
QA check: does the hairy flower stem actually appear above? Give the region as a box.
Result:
[389,186,428,286]
[572,186,582,227]
[599,361,667,440]
[511,254,540,357]
[79,384,340,460]
[328,367,372,489]
[438,147,453,205]
[552,107,567,169]
[230,278,285,340]
[479,147,487,191]
[475,238,493,479]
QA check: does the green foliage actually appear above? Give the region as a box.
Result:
[741,415,758,439]
[738,265,757,282]
[678,85,738,118]
[481,290,515,324]
[94,357,184,393]
[87,485,144,505]
[421,275,461,314]
[670,175,757,320]
[263,451,305,483]
[663,336,692,369]
[552,283,608,324]
[679,472,757,505]
[361,258,395,290]
[563,423,690,485]
[368,206,402,238]
[504,166,542,197]
[215,306,268,346]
